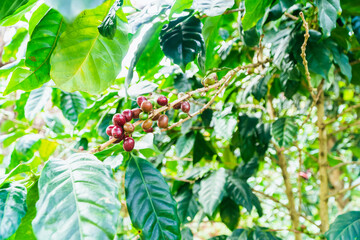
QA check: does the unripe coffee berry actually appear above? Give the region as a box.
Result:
[106,125,115,136]
[137,96,147,107]
[124,122,135,133]
[139,112,148,120]
[192,92,201,99]
[144,127,154,133]
[158,114,168,128]
[122,109,133,122]
[112,126,124,139]
[141,101,153,113]
[132,108,141,119]
[173,102,182,109]
[123,137,135,152]
[157,95,168,106]
[113,114,126,126]
[142,119,153,130]
[181,101,190,113]
[179,112,188,119]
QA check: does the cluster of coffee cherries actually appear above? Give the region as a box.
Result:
[106,94,191,152]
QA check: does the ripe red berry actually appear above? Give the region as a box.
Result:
[122,109,133,122]
[181,101,190,113]
[157,95,168,106]
[113,114,126,126]
[137,96,147,107]
[123,137,135,152]
[124,122,135,133]
[158,114,168,128]
[173,102,181,109]
[132,108,142,119]
[112,126,124,139]
[141,101,153,113]
[106,125,115,136]
[78,146,84,151]
[144,127,154,133]
[142,119,153,130]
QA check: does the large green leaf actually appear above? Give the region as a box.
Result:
[202,16,221,70]
[198,168,227,216]
[325,211,360,240]
[315,0,341,37]
[176,186,199,224]
[32,153,121,240]
[181,227,193,240]
[220,197,240,231]
[226,176,253,213]
[0,0,28,21]
[50,1,129,94]
[0,0,37,26]
[176,132,196,158]
[160,14,204,71]
[271,117,298,147]
[24,86,52,121]
[44,0,106,21]
[3,9,64,95]
[60,91,87,124]
[0,184,27,240]
[242,0,272,31]
[192,0,234,17]
[125,157,181,239]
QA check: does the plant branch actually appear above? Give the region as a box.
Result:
[330,120,360,135]
[325,103,360,125]
[329,161,360,173]
[296,145,302,214]
[300,80,324,128]
[327,183,360,199]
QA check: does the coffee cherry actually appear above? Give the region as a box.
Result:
[122,109,133,122]
[181,101,190,113]
[132,108,142,119]
[113,114,126,127]
[179,112,188,119]
[173,102,182,109]
[139,112,148,120]
[192,92,201,99]
[137,96,147,107]
[158,114,168,128]
[106,125,115,136]
[152,113,160,121]
[144,127,154,133]
[112,126,124,139]
[142,119,153,130]
[124,122,135,133]
[141,101,153,113]
[123,137,135,152]
[157,95,168,106]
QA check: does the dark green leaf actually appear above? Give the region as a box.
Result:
[0,0,28,21]
[24,86,52,121]
[181,227,193,240]
[325,211,360,240]
[272,117,298,147]
[243,27,260,47]
[160,15,204,71]
[125,157,181,239]
[220,197,240,231]
[193,131,215,164]
[305,41,332,81]
[32,153,121,239]
[352,16,360,43]
[98,0,123,39]
[60,91,87,124]
[235,157,259,180]
[226,176,253,213]
[43,114,65,134]
[0,0,37,26]
[251,75,270,101]
[98,114,113,140]
[192,0,234,17]
[198,168,227,216]
[315,0,341,37]
[176,186,199,224]
[242,0,272,31]
[0,184,27,240]
[176,132,196,158]
[228,228,250,239]
[327,41,352,81]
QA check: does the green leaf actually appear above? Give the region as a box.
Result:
[220,197,240,231]
[0,0,28,21]
[202,16,221,70]
[50,1,129,94]
[193,131,215,165]
[2,27,28,63]
[160,14,204,71]
[24,86,52,121]
[28,4,50,36]
[98,0,123,39]
[242,0,272,31]
[44,0,106,21]
[32,153,121,239]
[243,27,260,47]
[213,113,237,141]
[176,132,196,158]
[251,75,270,101]
[198,168,227,216]
[176,186,199,224]
[325,211,360,240]
[229,228,250,239]
[341,0,360,16]
[125,157,181,239]
[315,0,341,37]
[0,184,27,240]
[181,227,193,240]
[235,157,259,180]
[43,114,65,134]
[0,0,37,26]
[352,16,360,43]
[127,81,158,98]
[226,176,253,213]
[0,163,31,188]
[251,226,281,240]
[236,114,259,161]
[327,42,352,81]
[169,0,193,18]
[60,91,87,124]
[271,117,298,147]
[192,0,234,17]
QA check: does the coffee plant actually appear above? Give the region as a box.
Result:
[1,0,360,239]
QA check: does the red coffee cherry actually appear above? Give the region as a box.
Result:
[142,119,153,130]
[144,127,154,133]
[141,101,153,113]
[181,101,190,113]
[137,96,147,107]
[113,114,126,127]
[123,137,135,152]
[158,114,168,128]
[157,95,168,106]
[132,108,142,119]
[173,102,182,109]
[122,109,133,122]
[106,125,115,136]
[124,122,135,133]
[112,126,124,139]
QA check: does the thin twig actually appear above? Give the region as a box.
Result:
[327,183,360,199]
[330,120,360,135]
[285,12,299,21]
[296,145,302,214]
[329,161,360,173]
[325,103,360,125]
